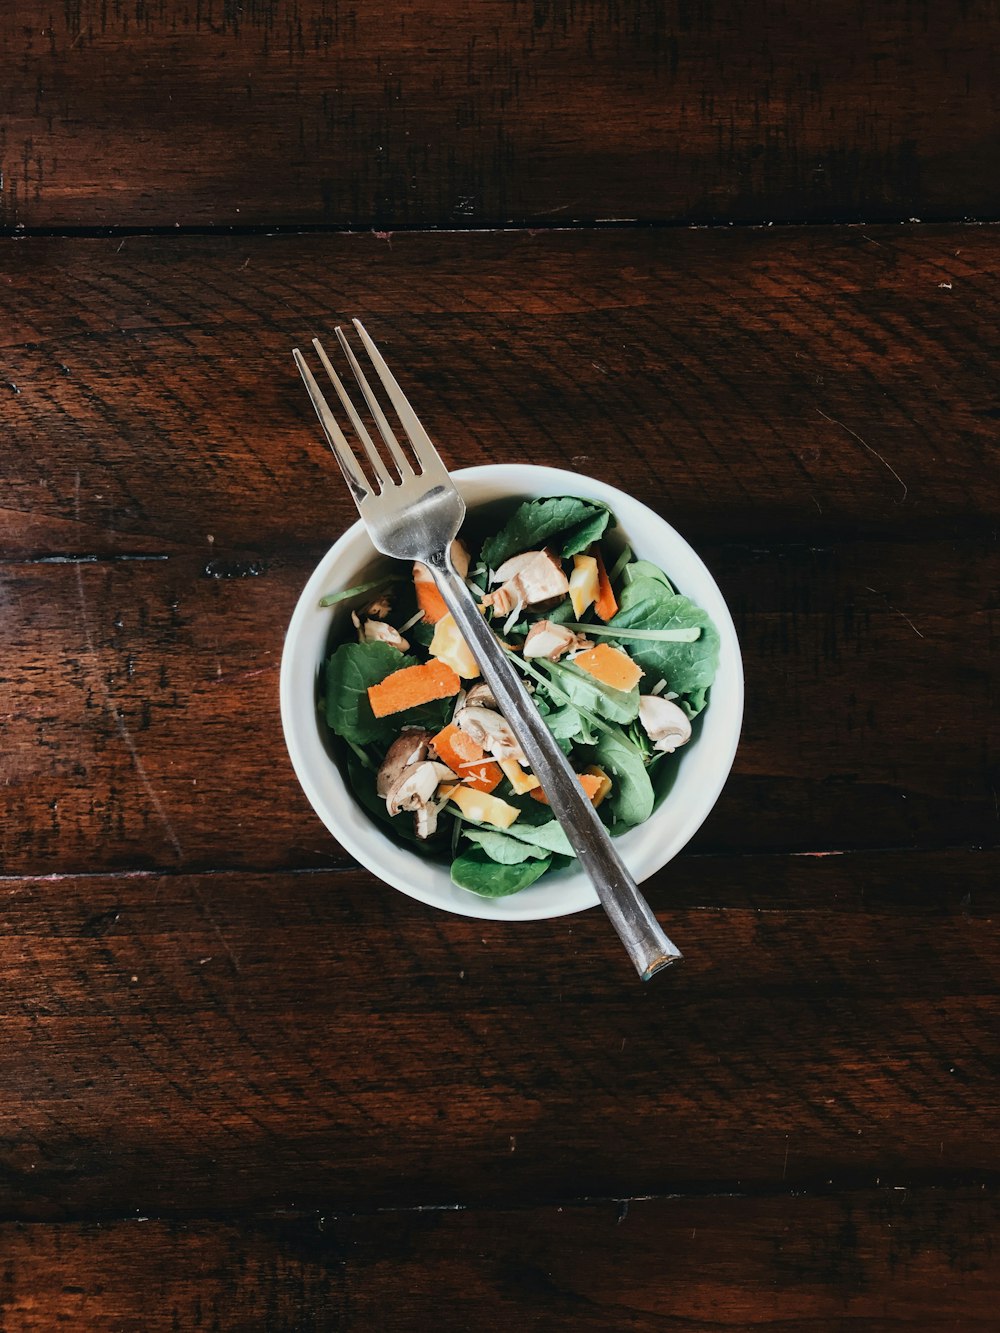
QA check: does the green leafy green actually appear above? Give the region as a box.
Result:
[480,497,611,569]
[607,545,632,583]
[543,703,599,748]
[503,819,577,857]
[536,659,640,724]
[461,828,548,863]
[318,495,720,901]
[560,621,700,643]
[451,848,553,896]
[621,560,674,591]
[324,641,451,744]
[585,727,655,828]
[318,576,401,608]
[609,577,720,717]
[560,507,613,557]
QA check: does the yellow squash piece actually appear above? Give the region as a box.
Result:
[568,554,600,619]
[441,785,521,829]
[429,612,481,680]
[499,758,541,795]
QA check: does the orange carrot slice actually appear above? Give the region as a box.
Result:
[530,772,606,805]
[413,567,449,623]
[571,642,643,692]
[413,540,470,623]
[593,548,619,622]
[430,723,502,794]
[367,660,461,718]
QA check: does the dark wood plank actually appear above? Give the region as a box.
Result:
[1,227,996,558]
[0,853,995,1217]
[1,1188,997,1331]
[0,529,993,874]
[2,2,998,229]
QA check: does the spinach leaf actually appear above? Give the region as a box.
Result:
[585,727,655,828]
[324,641,451,744]
[621,560,674,591]
[461,828,548,863]
[609,577,720,717]
[537,658,640,724]
[451,848,553,896]
[560,506,613,557]
[504,820,577,857]
[480,496,611,569]
[408,619,436,649]
[544,702,598,748]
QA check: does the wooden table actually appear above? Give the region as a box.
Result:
[2,3,997,1327]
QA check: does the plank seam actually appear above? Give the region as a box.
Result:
[1,1178,996,1228]
[1,219,999,242]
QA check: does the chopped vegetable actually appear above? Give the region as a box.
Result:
[413,538,471,623]
[584,764,613,804]
[568,553,599,618]
[529,771,608,806]
[429,612,481,679]
[499,758,541,795]
[430,723,502,794]
[367,660,462,718]
[593,548,619,622]
[570,643,644,693]
[319,493,720,896]
[442,785,521,829]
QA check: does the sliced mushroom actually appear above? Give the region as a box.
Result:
[455,704,526,764]
[376,730,433,798]
[523,619,593,662]
[364,593,393,620]
[360,618,410,651]
[414,796,448,840]
[638,695,692,753]
[463,681,498,710]
[483,550,569,618]
[384,761,457,819]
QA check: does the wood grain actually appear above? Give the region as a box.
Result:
[0,854,995,1218]
[1,226,997,557]
[0,532,993,874]
[2,1,998,230]
[1,1189,996,1330]
[3,1,998,1321]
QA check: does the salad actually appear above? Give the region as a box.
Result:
[319,496,720,898]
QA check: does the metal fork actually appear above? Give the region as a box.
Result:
[292,320,682,980]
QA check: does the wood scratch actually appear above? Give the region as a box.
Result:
[865,587,925,638]
[816,407,908,503]
[73,472,185,861]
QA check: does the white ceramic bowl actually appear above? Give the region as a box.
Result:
[280,465,743,920]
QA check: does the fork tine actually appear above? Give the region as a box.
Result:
[311,338,392,491]
[352,319,445,475]
[292,348,369,505]
[334,326,415,479]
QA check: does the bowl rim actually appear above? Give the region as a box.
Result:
[280,463,744,921]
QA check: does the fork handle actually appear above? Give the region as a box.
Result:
[427,549,682,980]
